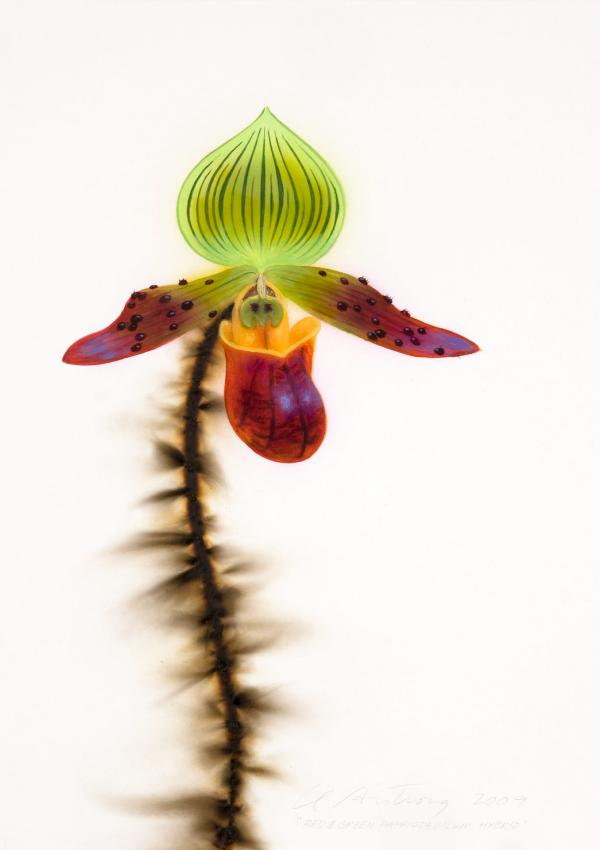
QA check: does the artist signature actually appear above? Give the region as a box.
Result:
[293,785,527,819]
[293,784,451,817]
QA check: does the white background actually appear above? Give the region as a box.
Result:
[1,1,599,848]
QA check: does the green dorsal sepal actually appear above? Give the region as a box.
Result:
[177,107,346,270]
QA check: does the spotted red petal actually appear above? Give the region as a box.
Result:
[265,265,479,358]
[63,266,257,365]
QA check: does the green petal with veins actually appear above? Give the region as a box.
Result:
[177,108,346,271]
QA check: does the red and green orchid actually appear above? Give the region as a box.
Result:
[64,108,479,463]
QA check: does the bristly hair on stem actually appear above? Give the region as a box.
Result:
[128,307,282,850]
[183,310,248,849]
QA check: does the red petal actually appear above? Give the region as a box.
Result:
[220,318,326,463]
[265,265,479,358]
[63,267,256,365]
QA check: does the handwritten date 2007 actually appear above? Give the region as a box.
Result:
[293,785,527,818]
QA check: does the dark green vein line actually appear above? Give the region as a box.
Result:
[217,134,257,258]
[273,134,300,255]
[259,132,266,247]
[240,131,262,251]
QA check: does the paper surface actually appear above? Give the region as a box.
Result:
[1,2,599,848]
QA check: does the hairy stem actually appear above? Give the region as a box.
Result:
[183,311,246,849]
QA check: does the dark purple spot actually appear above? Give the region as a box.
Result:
[401,309,411,317]
[434,347,445,356]
[251,303,259,313]
[403,327,413,335]
[205,279,214,285]
[371,317,380,325]
[137,291,146,300]
[384,295,393,303]
[340,277,349,285]
[209,310,217,318]
[131,314,143,323]
[410,337,420,346]
[394,338,404,347]
[367,331,377,340]
[128,322,138,332]
[167,310,176,317]
[358,276,368,284]
[131,291,141,299]
[149,284,158,289]
[181,300,194,310]
[318,270,326,276]
[178,279,188,286]
[367,297,376,306]
[169,323,178,331]
[131,343,142,352]
[159,294,171,303]
[135,332,146,341]
[375,329,386,338]
[337,301,348,311]
[417,327,426,334]
[353,304,361,312]
[127,301,136,309]
[116,322,126,331]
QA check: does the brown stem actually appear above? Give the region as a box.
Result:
[182,309,245,849]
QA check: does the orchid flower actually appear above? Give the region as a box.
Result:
[64,108,479,462]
